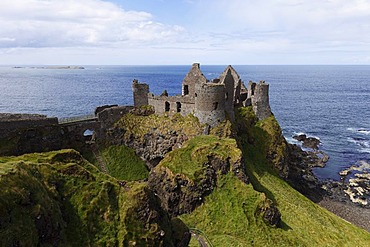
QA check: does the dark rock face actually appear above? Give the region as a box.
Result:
[111,129,189,168]
[285,143,328,202]
[122,186,190,247]
[148,155,249,217]
[106,113,203,168]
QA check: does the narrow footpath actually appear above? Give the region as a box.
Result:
[190,229,212,247]
[91,144,108,174]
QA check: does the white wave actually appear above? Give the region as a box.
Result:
[347,127,370,135]
[363,141,370,148]
[347,137,370,151]
[285,136,300,145]
[347,137,357,144]
[309,135,321,140]
[358,129,370,135]
[359,148,370,154]
[292,131,321,140]
[293,132,306,136]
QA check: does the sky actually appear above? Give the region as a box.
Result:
[1,0,370,65]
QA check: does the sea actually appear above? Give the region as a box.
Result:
[1,65,369,180]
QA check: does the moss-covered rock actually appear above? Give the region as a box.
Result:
[0,149,187,246]
[235,106,289,178]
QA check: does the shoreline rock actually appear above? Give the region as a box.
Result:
[293,134,321,150]
[321,161,370,208]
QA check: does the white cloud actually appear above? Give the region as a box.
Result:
[183,0,370,64]
[1,0,370,64]
[0,0,185,48]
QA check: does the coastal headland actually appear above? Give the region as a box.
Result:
[1,64,369,246]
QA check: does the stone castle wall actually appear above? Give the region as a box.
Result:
[148,95,195,116]
[0,114,62,156]
[96,105,134,130]
[0,118,59,130]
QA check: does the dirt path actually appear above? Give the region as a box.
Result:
[91,144,108,174]
[190,229,212,247]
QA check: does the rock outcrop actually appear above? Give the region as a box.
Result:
[293,134,321,150]
[148,135,251,216]
[107,113,204,167]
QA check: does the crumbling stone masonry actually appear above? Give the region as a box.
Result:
[132,63,272,126]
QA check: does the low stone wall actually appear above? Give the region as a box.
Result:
[97,105,134,129]
[0,118,59,130]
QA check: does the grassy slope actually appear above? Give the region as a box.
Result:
[0,150,170,246]
[178,108,370,246]
[101,145,149,181]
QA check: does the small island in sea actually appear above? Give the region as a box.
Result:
[0,64,369,246]
[13,65,85,69]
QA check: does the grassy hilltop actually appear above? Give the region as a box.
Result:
[1,107,370,246]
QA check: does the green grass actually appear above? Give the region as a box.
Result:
[114,113,204,141]
[101,145,149,181]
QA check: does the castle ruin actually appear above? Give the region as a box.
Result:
[132,63,272,126]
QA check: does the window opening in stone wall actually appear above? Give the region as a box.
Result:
[165,101,170,112]
[183,85,189,95]
[225,92,228,100]
[251,84,256,96]
[195,93,197,97]
[176,102,181,112]
[213,102,218,110]
[83,129,94,137]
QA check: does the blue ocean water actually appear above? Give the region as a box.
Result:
[0,65,369,180]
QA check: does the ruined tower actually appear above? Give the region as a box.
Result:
[251,81,272,120]
[219,65,242,120]
[182,63,207,98]
[132,79,149,107]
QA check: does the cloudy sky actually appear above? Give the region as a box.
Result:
[1,0,370,65]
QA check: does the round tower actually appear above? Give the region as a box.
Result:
[194,82,225,127]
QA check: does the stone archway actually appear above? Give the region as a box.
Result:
[83,129,96,143]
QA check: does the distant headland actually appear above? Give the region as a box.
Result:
[13,65,85,69]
